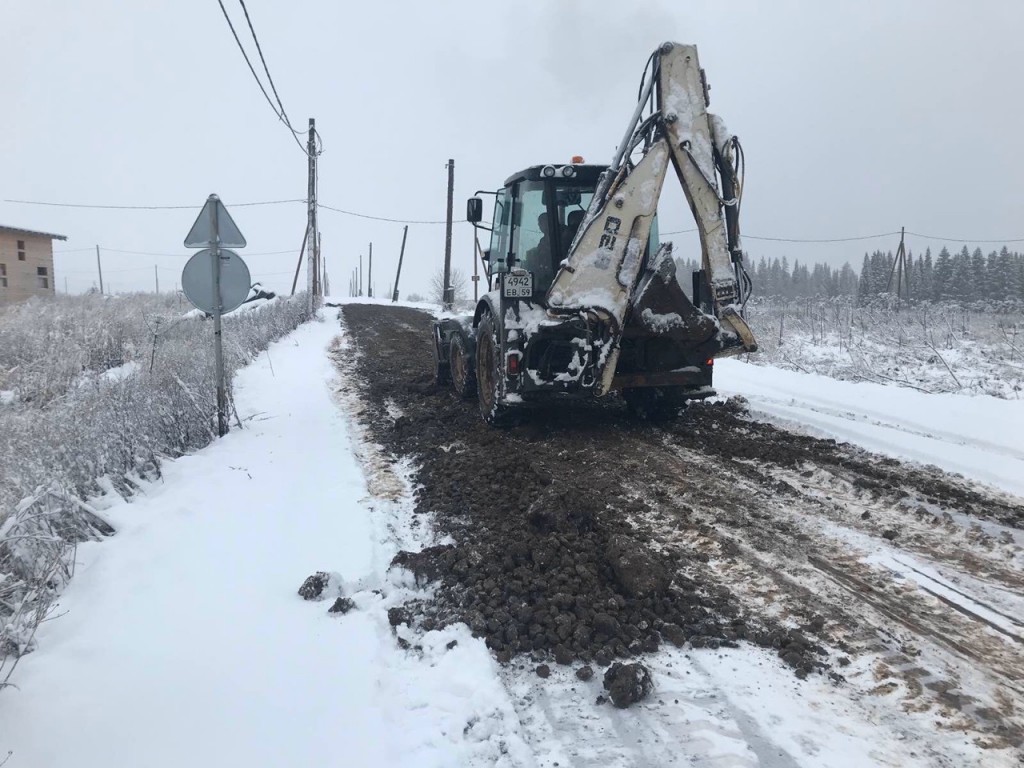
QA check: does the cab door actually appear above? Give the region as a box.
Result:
[488,188,512,282]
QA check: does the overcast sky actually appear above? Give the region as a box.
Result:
[2,0,1022,298]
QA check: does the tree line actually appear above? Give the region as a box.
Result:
[676,245,1024,304]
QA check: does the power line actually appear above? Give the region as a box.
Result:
[317,202,455,225]
[662,228,1024,245]
[5,198,304,210]
[236,1,299,136]
[743,230,901,244]
[97,247,297,257]
[905,230,1024,244]
[234,0,311,155]
[215,0,289,135]
[660,228,897,242]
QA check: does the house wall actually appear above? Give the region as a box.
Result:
[0,232,56,305]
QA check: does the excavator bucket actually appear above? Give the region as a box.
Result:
[625,244,747,360]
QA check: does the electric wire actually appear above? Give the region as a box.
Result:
[743,231,902,243]
[215,0,281,126]
[316,203,459,225]
[905,231,1024,244]
[235,0,313,156]
[5,198,304,210]
[215,0,317,157]
[55,247,298,257]
[11,200,1024,245]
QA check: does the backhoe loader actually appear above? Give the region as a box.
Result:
[434,42,756,424]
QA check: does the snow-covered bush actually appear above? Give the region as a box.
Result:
[0,292,313,676]
[742,298,1024,398]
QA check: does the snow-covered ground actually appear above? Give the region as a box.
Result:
[716,359,1024,498]
[1,305,1020,767]
[0,310,529,767]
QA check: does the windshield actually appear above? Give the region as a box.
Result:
[511,180,595,293]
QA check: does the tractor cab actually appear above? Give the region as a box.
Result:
[468,163,659,301]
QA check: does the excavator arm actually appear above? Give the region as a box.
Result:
[546,42,757,395]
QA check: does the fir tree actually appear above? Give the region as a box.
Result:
[934,247,953,300]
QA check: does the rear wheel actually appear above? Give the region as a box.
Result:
[449,333,476,399]
[476,314,510,425]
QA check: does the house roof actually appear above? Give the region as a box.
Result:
[0,224,68,241]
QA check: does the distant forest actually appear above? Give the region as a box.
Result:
[676,245,1024,304]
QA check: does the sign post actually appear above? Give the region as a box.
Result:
[183,194,248,437]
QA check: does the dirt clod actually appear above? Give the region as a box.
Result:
[576,665,594,681]
[388,606,411,627]
[536,664,551,679]
[298,572,331,601]
[328,597,355,615]
[603,662,654,708]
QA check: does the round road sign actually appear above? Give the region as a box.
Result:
[181,249,252,314]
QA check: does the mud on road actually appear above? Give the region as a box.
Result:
[341,303,1024,752]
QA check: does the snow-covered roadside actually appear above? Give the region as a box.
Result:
[716,359,1024,498]
[0,309,527,768]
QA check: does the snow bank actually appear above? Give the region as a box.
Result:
[717,358,1024,497]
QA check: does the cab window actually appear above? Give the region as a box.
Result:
[488,188,511,277]
[510,181,553,288]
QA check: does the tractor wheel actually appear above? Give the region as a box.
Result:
[476,314,510,426]
[623,386,687,422]
[449,333,476,399]
[433,327,451,387]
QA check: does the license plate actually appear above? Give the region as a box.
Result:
[502,272,534,298]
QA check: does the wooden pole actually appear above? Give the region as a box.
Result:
[290,226,309,296]
[95,245,104,295]
[443,158,455,308]
[392,225,408,301]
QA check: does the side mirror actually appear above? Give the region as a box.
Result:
[467,197,483,223]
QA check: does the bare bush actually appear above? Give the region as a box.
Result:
[743,298,1023,398]
[429,268,469,306]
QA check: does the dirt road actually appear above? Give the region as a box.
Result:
[340,303,1024,761]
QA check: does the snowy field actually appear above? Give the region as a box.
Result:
[0,303,1020,766]
[743,300,1024,400]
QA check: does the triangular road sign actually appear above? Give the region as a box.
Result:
[184,195,247,248]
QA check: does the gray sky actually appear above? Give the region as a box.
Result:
[2,0,1022,298]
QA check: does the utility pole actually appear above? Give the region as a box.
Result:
[210,198,228,437]
[368,242,373,298]
[290,227,309,296]
[443,158,455,309]
[95,245,105,295]
[154,265,160,293]
[359,253,363,296]
[322,248,330,297]
[306,118,320,308]
[886,226,911,310]
[64,276,68,294]
[392,225,408,301]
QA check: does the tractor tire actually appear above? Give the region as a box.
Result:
[449,333,477,399]
[476,313,511,426]
[623,386,687,422]
[433,327,451,387]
